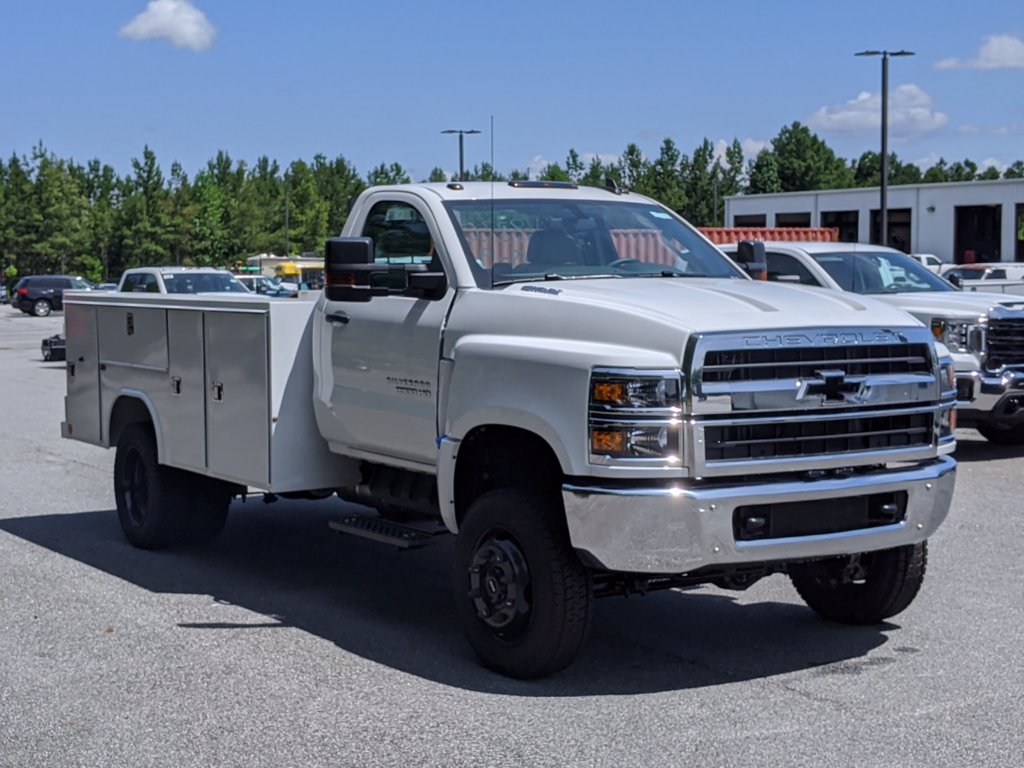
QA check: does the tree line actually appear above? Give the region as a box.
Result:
[2,121,1022,283]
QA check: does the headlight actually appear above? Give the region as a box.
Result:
[589,369,683,464]
[931,317,983,354]
[590,372,681,411]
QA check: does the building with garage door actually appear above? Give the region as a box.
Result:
[724,178,1024,264]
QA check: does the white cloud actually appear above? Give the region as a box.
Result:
[119,0,216,52]
[807,84,948,138]
[914,152,942,171]
[714,138,769,164]
[935,34,1024,70]
[582,152,621,167]
[980,157,1006,172]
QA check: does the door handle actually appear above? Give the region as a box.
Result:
[326,312,350,325]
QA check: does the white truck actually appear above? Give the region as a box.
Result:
[721,241,1024,444]
[63,182,957,678]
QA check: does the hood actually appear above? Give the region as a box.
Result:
[508,277,921,333]
[870,290,1024,320]
[446,278,931,371]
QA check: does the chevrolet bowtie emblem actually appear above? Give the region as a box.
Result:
[801,369,859,402]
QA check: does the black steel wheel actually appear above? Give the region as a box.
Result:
[32,298,52,317]
[789,541,928,624]
[114,424,187,549]
[454,488,592,679]
[977,420,1024,445]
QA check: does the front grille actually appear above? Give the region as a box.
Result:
[704,410,933,462]
[986,318,1024,370]
[701,344,932,383]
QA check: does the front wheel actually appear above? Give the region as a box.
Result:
[977,420,1024,445]
[453,488,593,679]
[789,541,927,624]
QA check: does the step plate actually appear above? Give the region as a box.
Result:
[328,514,446,549]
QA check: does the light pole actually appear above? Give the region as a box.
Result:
[441,128,480,181]
[855,49,914,247]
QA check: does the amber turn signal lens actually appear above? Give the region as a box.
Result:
[591,429,626,453]
[592,381,627,405]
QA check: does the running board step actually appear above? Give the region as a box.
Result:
[328,514,448,549]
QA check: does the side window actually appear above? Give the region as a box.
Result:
[120,275,139,292]
[361,201,437,267]
[988,268,1007,280]
[142,274,160,293]
[765,252,820,286]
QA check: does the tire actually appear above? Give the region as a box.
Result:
[114,424,188,549]
[32,299,52,317]
[181,475,232,545]
[977,420,1024,445]
[789,541,928,624]
[453,488,593,679]
[42,346,51,362]
[114,424,232,549]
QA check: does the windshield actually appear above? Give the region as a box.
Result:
[442,198,745,285]
[163,273,248,294]
[809,251,954,294]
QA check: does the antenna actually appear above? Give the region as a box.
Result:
[490,115,495,288]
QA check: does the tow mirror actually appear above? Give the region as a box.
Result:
[734,240,768,280]
[325,236,447,301]
[325,237,387,302]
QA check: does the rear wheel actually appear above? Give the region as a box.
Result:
[114,424,232,549]
[453,488,592,679]
[789,542,927,624]
[977,420,1024,445]
[115,424,187,549]
[32,298,52,317]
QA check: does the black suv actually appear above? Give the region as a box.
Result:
[10,275,92,317]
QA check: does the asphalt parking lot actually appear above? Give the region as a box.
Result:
[1,306,1023,767]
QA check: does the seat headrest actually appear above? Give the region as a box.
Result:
[527,229,579,266]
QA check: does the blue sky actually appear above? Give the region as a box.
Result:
[2,0,1022,181]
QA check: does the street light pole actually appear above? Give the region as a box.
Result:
[855,49,914,247]
[441,128,481,181]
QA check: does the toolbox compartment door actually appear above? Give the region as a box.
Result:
[204,310,270,486]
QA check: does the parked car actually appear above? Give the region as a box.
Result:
[235,274,296,296]
[118,267,248,294]
[910,253,948,274]
[941,263,1024,283]
[720,240,1024,443]
[94,282,119,292]
[10,275,93,316]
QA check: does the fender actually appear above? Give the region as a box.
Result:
[106,389,165,462]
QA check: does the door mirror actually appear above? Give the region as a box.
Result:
[325,237,389,302]
[733,240,768,280]
[946,273,962,289]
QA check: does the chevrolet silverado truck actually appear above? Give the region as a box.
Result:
[722,240,1024,445]
[63,182,957,678]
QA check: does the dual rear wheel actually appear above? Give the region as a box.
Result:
[114,424,232,549]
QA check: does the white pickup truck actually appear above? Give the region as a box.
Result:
[721,241,1024,445]
[63,182,957,678]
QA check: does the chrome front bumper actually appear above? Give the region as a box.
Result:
[957,370,1024,422]
[562,456,956,574]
